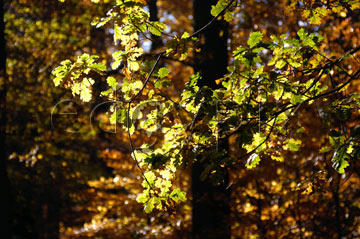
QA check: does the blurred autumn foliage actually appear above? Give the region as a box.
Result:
[3,0,360,239]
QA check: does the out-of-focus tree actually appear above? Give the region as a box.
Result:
[5,1,116,238]
[1,0,11,238]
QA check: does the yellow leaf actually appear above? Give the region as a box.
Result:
[128,60,140,72]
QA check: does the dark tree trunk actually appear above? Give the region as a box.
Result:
[148,0,163,51]
[192,1,231,238]
[193,0,229,89]
[0,1,12,239]
[38,190,60,239]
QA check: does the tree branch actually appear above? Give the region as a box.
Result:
[237,115,278,162]
[190,0,236,38]
[277,67,360,117]
[128,52,163,103]
[125,52,164,189]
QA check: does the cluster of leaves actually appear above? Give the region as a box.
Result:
[53,54,106,102]
[210,0,237,21]
[286,0,360,24]
[52,0,360,216]
[221,30,326,167]
[92,0,166,75]
[7,0,360,237]
[165,32,198,61]
[53,0,191,212]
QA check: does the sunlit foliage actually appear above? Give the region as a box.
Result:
[5,0,360,238]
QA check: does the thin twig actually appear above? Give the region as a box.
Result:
[123,0,240,185]
[125,52,164,188]
[231,58,360,163]
[276,68,360,117]
[128,52,164,103]
[237,115,278,162]
[190,0,236,38]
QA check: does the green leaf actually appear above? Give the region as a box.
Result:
[309,14,322,25]
[110,111,117,124]
[80,88,92,102]
[144,197,155,213]
[284,38,300,46]
[288,59,302,68]
[75,78,94,102]
[101,88,113,96]
[112,60,122,70]
[71,82,80,96]
[79,53,90,63]
[154,80,162,89]
[89,63,106,72]
[224,11,234,22]
[297,28,307,41]
[148,22,166,36]
[181,32,190,39]
[275,59,287,69]
[136,192,148,203]
[288,138,302,151]
[128,60,140,71]
[154,78,171,89]
[170,188,187,203]
[114,24,122,43]
[142,171,156,188]
[329,131,344,148]
[132,80,143,91]
[210,0,233,17]
[296,127,305,134]
[109,108,127,125]
[319,146,332,153]
[149,25,161,36]
[247,31,263,48]
[290,94,303,104]
[254,66,264,78]
[304,38,316,47]
[158,67,169,78]
[233,46,247,59]
[106,76,117,89]
[53,77,63,87]
[138,23,147,32]
[244,132,266,152]
[332,147,350,174]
